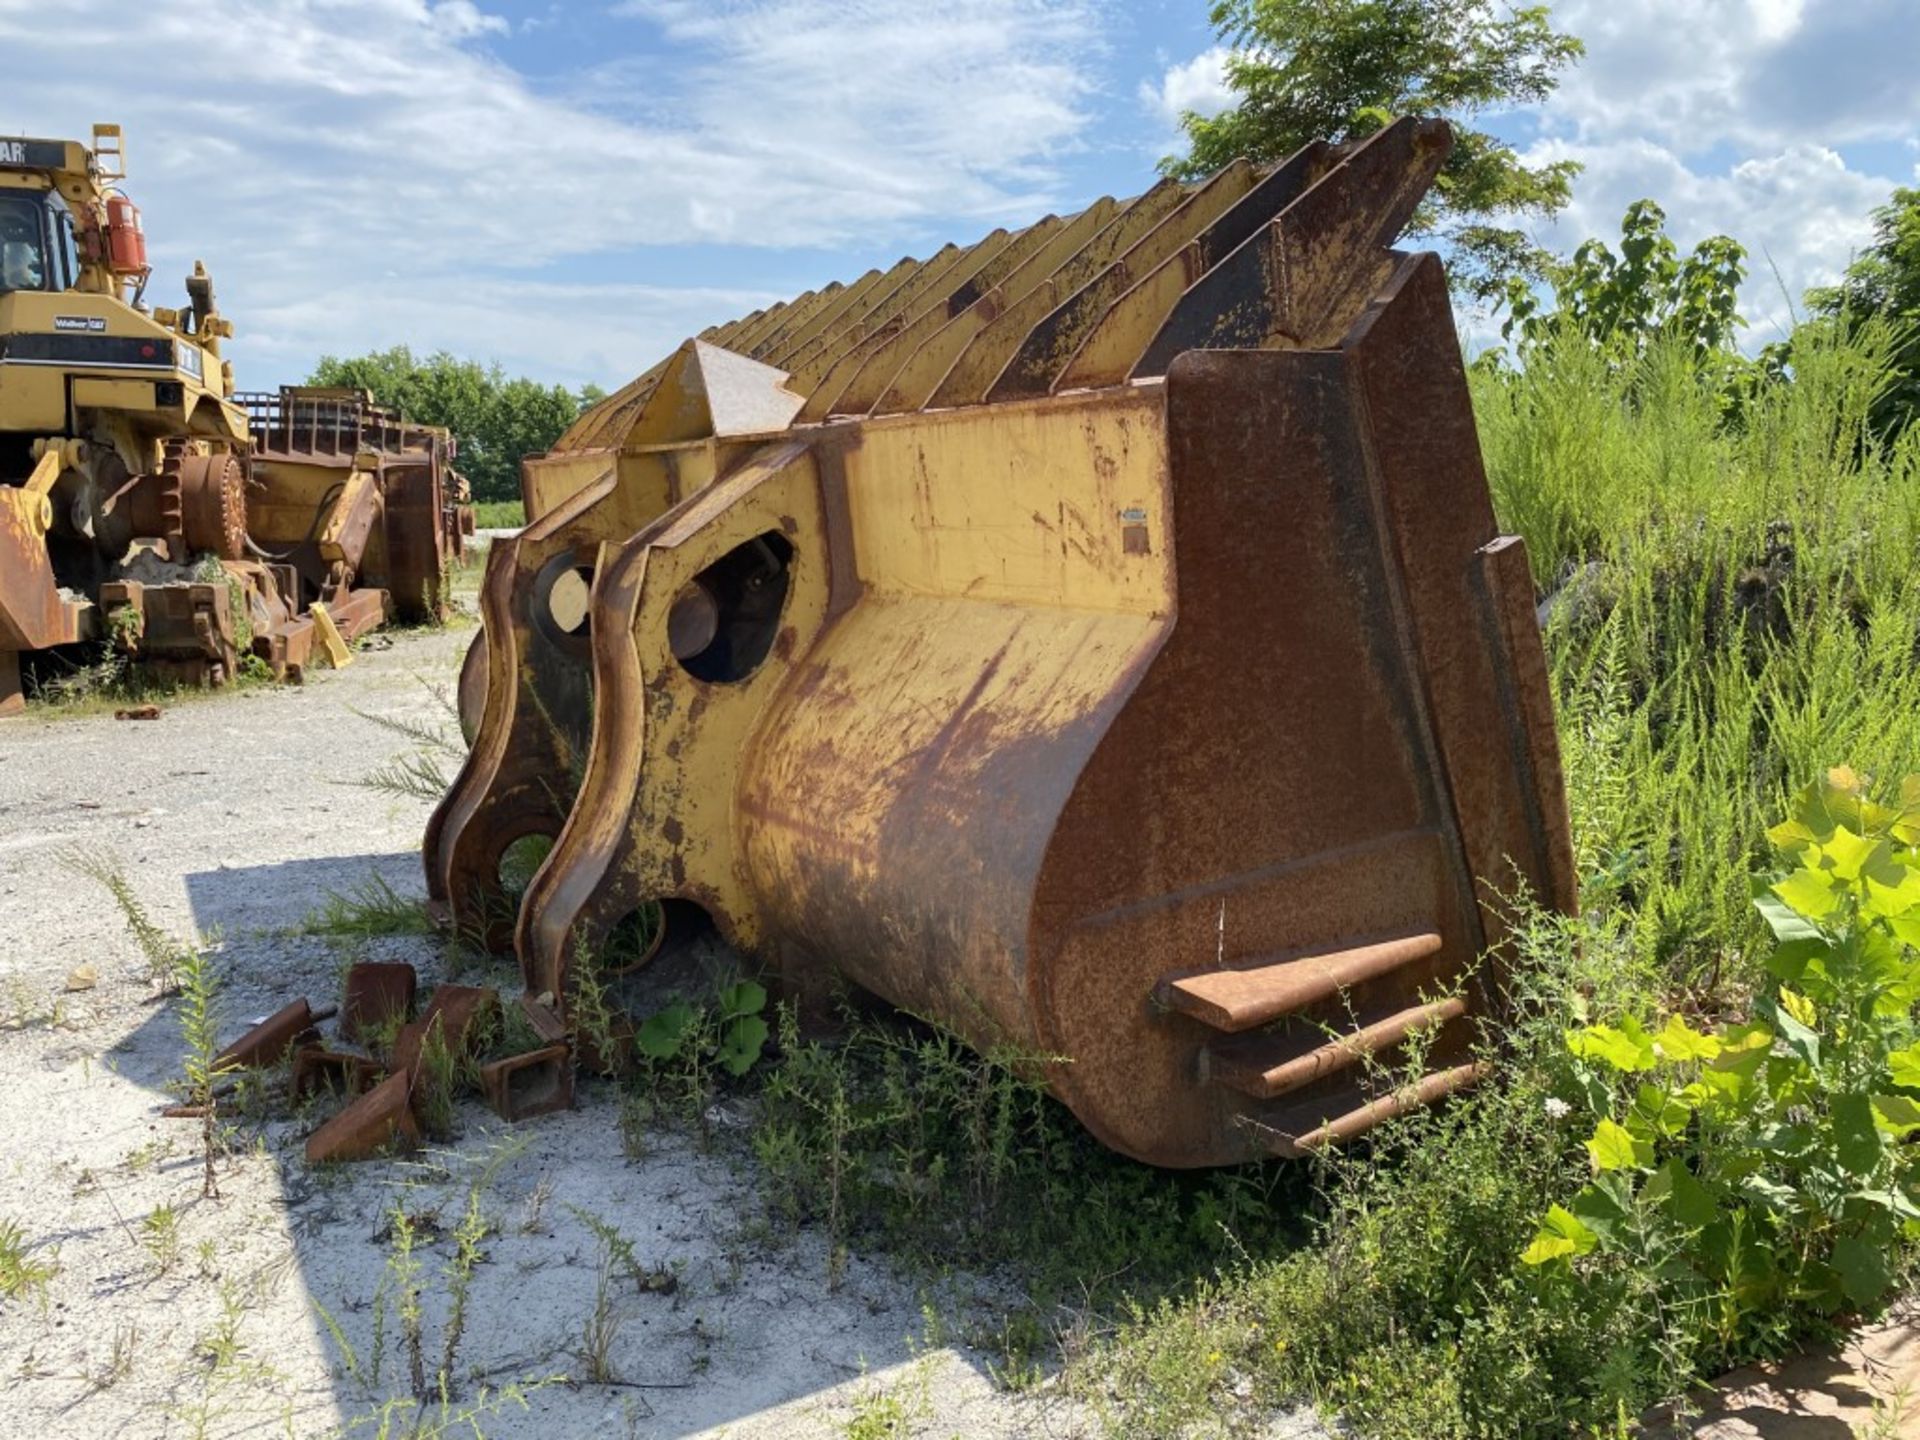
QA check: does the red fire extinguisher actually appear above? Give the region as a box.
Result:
[103,195,146,275]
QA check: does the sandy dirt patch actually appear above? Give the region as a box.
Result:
[0,623,1111,1439]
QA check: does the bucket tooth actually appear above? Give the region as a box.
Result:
[773,252,940,374]
[926,176,1192,409]
[1055,139,1335,392]
[762,260,906,369]
[800,229,1021,421]
[1129,115,1450,376]
[868,197,1123,415]
[823,212,1071,419]
[1205,995,1468,1100]
[987,159,1262,403]
[1161,930,1445,1033]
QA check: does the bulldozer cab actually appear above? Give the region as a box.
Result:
[0,189,55,293]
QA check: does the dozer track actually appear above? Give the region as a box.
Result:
[427,116,1576,1167]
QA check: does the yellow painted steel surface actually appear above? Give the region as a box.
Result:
[428,118,1579,1168]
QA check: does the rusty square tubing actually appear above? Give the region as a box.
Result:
[479,1045,573,1122]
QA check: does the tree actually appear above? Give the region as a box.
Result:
[1809,187,1920,441]
[305,346,600,502]
[1503,200,1748,360]
[1163,0,1584,299]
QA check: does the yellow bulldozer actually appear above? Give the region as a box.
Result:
[428,117,1578,1168]
[0,124,472,714]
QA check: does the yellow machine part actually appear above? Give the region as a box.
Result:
[428,117,1578,1168]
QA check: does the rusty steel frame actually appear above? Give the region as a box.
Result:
[425,117,1577,1167]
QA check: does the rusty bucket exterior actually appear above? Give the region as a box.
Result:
[425,117,1576,1167]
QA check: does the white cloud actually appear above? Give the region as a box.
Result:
[1140,46,1234,128]
[427,1,507,39]
[0,0,1107,388]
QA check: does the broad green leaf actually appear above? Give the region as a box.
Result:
[1864,867,1920,920]
[715,1015,770,1076]
[1890,915,1920,950]
[1779,988,1817,1027]
[1833,1093,1886,1178]
[1654,1016,1722,1062]
[1630,1084,1694,1138]
[1772,868,1841,923]
[1763,999,1820,1068]
[1566,1178,1632,1245]
[1643,1158,1719,1229]
[1818,824,1882,881]
[1520,1204,1598,1265]
[1754,886,1824,944]
[1889,1045,1920,1091]
[1893,775,1920,844]
[1567,1019,1655,1073]
[1872,1094,1920,1136]
[1830,1234,1893,1308]
[718,980,768,1020]
[635,1000,696,1060]
[1763,937,1827,984]
[1587,1117,1653,1173]
[1739,1174,1801,1213]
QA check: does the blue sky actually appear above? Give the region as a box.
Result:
[0,0,1914,391]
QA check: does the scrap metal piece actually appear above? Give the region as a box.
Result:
[303,1070,420,1164]
[390,985,498,1074]
[290,1045,385,1102]
[215,999,335,1072]
[339,961,417,1044]
[479,1044,573,1121]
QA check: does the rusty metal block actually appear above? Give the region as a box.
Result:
[479,1045,572,1122]
[303,1070,419,1164]
[390,985,498,1074]
[339,962,417,1044]
[422,117,1576,1167]
[290,1045,385,1102]
[215,999,332,1072]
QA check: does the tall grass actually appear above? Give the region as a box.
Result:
[1478,318,1920,994]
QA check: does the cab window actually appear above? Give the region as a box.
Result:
[0,191,50,293]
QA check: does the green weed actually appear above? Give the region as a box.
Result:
[0,1216,58,1303]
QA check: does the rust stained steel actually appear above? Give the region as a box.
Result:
[390,984,499,1074]
[290,1045,385,1102]
[215,999,336,1071]
[479,1044,573,1122]
[338,961,418,1044]
[425,116,1577,1167]
[304,1070,420,1164]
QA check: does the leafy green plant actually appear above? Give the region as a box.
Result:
[0,1216,58,1303]
[1526,769,1920,1363]
[633,979,772,1130]
[62,847,191,994]
[175,932,232,1199]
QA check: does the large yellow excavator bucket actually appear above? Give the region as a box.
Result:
[425,117,1576,1167]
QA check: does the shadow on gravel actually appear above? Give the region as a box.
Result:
[182,850,428,942]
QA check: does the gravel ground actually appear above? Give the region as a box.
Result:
[0,622,1121,1439]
